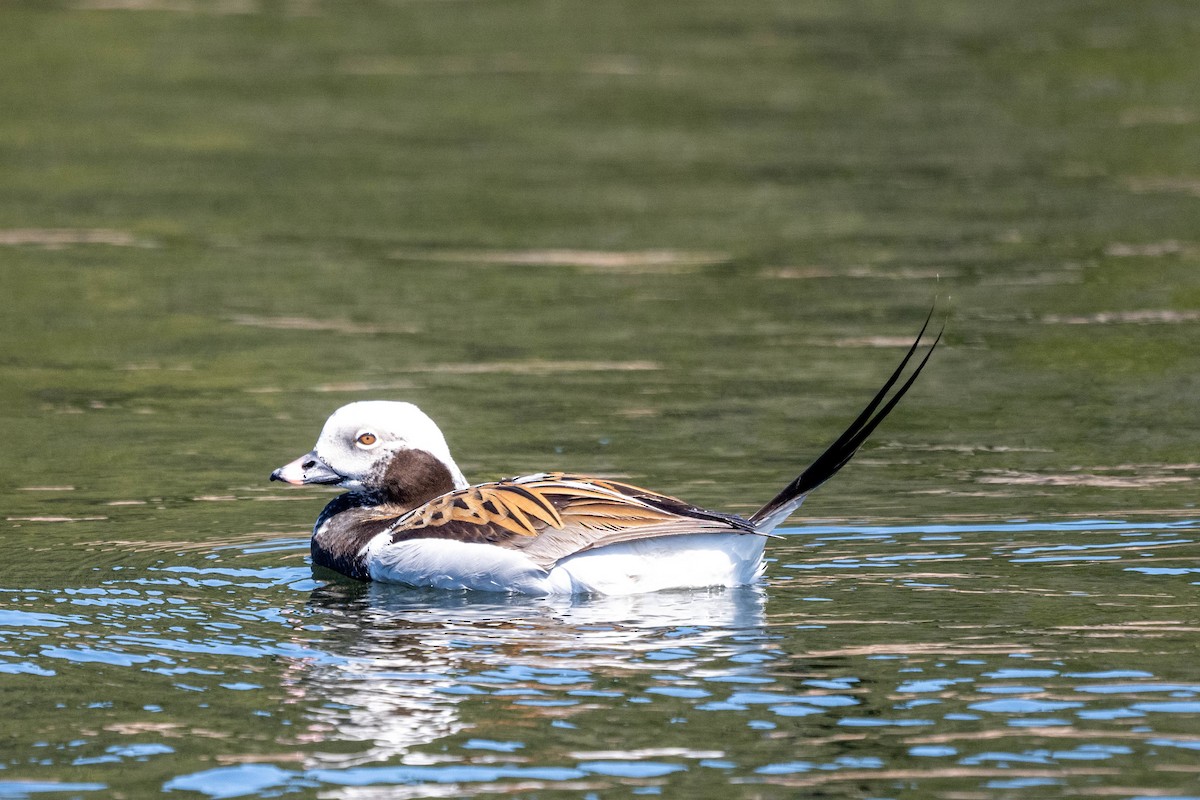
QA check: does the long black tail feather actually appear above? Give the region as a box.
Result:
[748,311,941,529]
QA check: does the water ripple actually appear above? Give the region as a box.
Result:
[1,519,1198,797]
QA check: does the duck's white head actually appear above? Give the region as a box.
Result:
[271,401,469,502]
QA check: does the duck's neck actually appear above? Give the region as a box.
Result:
[376,447,465,506]
[310,448,466,581]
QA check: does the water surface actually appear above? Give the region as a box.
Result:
[2,519,1199,798]
[3,1,1200,797]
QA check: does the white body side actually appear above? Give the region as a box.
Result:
[362,533,767,596]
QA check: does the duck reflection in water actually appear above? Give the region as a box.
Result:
[279,583,770,767]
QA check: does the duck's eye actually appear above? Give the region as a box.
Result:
[355,432,378,447]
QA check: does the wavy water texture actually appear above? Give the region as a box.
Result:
[0,520,1198,798]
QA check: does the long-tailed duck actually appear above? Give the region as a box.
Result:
[272,317,939,594]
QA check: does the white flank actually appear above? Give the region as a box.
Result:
[546,533,768,595]
[363,533,767,596]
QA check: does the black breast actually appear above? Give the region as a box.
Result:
[310,494,404,581]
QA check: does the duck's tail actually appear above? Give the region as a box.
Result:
[748,311,942,532]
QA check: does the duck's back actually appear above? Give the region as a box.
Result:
[350,473,769,594]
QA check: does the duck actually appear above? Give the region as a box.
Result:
[271,317,939,595]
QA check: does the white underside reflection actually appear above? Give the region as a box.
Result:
[281,583,769,769]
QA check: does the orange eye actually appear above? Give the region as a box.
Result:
[356,432,377,446]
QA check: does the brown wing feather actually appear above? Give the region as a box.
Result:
[385,472,761,570]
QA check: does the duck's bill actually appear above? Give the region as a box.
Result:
[270,451,343,486]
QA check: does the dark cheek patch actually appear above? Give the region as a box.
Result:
[379,449,457,507]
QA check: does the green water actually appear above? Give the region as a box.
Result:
[2,1,1199,797]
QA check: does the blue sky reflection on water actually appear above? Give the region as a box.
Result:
[0,520,1198,797]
